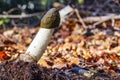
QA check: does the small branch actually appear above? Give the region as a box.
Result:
[93,14,117,27]
[83,14,120,23]
[0,12,43,18]
[74,9,87,28]
[111,19,115,27]
[93,15,113,27]
[3,8,20,15]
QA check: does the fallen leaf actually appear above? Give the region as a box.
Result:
[0,51,9,59]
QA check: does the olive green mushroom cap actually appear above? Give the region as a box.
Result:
[40,8,60,29]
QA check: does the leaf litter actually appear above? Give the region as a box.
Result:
[0,18,119,79]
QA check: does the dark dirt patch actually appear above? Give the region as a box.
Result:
[0,60,42,80]
[0,60,120,80]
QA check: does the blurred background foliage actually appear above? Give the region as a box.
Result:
[0,0,84,14]
[0,0,84,28]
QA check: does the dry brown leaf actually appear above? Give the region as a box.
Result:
[38,58,52,68]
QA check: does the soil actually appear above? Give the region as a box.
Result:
[0,60,42,80]
[0,60,120,80]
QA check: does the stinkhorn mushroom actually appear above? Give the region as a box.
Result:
[20,8,60,62]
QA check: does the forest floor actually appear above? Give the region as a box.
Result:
[0,0,120,80]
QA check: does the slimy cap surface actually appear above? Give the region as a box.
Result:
[40,8,60,29]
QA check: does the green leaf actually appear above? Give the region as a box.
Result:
[4,18,10,23]
[60,0,64,3]
[0,20,4,25]
[41,0,47,6]
[78,0,84,4]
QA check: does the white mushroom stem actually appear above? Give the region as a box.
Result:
[19,8,60,62]
[25,28,54,61]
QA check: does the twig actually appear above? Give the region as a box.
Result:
[111,19,115,27]
[3,8,20,15]
[93,15,115,27]
[74,9,87,28]
[83,14,120,23]
[67,10,75,18]
[0,12,43,18]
